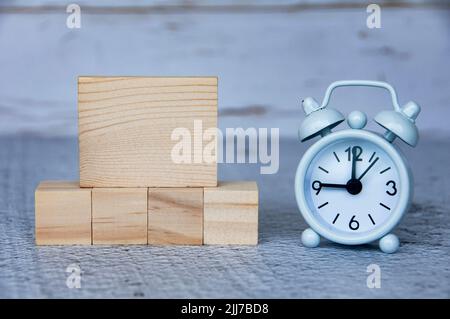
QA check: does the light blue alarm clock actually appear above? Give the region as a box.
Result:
[295,80,420,253]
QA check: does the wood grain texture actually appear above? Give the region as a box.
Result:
[204,181,259,245]
[35,181,92,245]
[148,188,203,245]
[92,188,148,244]
[78,76,218,188]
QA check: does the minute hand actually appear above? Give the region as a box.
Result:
[358,157,379,181]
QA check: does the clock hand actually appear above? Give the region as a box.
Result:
[320,182,348,189]
[358,157,379,181]
[351,148,357,180]
[315,179,363,196]
[312,180,348,195]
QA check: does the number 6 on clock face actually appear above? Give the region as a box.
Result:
[295,130,412,245]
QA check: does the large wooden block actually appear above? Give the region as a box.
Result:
[204,181,259,245]
[148,188,203,245]
[78,76,218,188]
[35,181,92,245]
[92,188,148,244]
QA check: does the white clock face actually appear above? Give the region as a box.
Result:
[304,137,400,235]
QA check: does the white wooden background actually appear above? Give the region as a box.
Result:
[0,0,449,137]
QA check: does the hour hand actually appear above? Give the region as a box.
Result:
[321,182,347,188]
[312,180,347,195]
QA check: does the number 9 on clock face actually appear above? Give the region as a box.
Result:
[295,130,412,245]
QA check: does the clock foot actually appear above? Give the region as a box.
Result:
[379,234,400,253]
[302,228,320,248]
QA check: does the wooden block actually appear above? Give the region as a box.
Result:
[148,188,203,245]
[35,181,92,245]
[92,188,147,244]
[78,76,218,188]
[204,181,258,245]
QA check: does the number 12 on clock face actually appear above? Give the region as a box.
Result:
[304,138,399,234]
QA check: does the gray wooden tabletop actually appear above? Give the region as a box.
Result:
[0,135,448,298]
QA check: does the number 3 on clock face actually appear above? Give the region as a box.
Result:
[296,130,412,245]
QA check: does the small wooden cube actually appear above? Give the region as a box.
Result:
[78,76,218,188]
[148,188,203,245]
[92,188,147,244]
[204,181,258,245]
[35,181,92,245]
